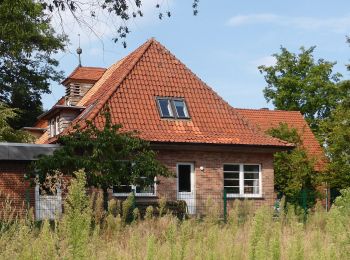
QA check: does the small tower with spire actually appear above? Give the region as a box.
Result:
[77,34,82,67]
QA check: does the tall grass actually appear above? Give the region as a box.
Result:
[1,170,350,260]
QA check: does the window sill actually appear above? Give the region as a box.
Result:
[112,193,157,197]
[227,194,263,199]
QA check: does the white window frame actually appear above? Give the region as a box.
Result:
[157,98,174,118]
[156,97,191,119]
[49,118,55,137]
[112,177,157,197]
[173,99,189,119]
[224,163,262,198]
[55,116,60,135]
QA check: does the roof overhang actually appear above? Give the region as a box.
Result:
[22,127,46,133]
[150,141,295,153]
[38,105,86,120]
[0,143,60,161]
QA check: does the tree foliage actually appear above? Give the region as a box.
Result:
[0,102,33,142]
[267,123,318,203]
[321,91,350,189]
[33,109,171,198]
[0,0,66,128]
[259,46,343,133]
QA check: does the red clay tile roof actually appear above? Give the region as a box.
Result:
[236,108,326,171]
[62,66,106,85]
[55,39,292,148]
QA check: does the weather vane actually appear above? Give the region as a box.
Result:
[77,34,82,67]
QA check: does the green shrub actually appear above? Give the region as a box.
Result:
[60,169,92,259]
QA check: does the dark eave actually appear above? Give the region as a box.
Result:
[0,143,60,161]
[150,141,295,153]
[37,105,86,120]
[22,127,46,132]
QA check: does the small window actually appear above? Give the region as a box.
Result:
[112,177,157,197]
[49,119,55,137]
[158,99,174,118]
[156,97,190,119]
[173,100,189,118]
[55,116,60,135]
[224,164,261,198]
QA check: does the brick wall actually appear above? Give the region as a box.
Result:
[0,161,34,216]
[155,149,276,214]
[0,149,277,217]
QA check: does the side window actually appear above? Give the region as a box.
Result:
[55,116,60,135]
[224,164,261,197]
[113,176,157,196]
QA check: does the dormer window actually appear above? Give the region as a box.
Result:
[156,97,190,119]
[49,116,60,137]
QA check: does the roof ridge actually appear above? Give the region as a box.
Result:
[84,38,154,123]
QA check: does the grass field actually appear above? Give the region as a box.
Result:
[1,171,349,260]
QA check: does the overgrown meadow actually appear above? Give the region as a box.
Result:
[1,170,350,260]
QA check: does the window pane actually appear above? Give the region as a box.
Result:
[135,185,154,194]
[224,164,239,172]
[173,100,189,118]
[244,165,259,172]
[158,99,173,117]
[244,180,259,187]
[244,186,259,194]
[225,187,239,194]
[224,172,239,179]
[178,164,191,192]
[224,179,239,186]
[244,172,259,179]
[113,185,132,193]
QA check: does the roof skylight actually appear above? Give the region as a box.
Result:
[156,97,190,119]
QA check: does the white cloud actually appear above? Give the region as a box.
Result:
[227,13,350,33]
[228,14,279,27]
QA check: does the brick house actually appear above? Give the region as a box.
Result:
[0,39,325,216]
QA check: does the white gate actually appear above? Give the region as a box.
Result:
[35,185,62,220]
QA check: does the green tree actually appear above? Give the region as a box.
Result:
[259,46,343,133]
[321,93,350,189]
[0,0,66,129]
[33,109,171,209]
[267,123,318,205]
[0,102,33,142]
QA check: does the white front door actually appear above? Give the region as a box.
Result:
[177,163,195,214]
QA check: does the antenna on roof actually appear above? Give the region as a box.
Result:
[76,34,82,67]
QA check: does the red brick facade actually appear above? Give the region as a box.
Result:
[155,149,275,214]
[0,161,34,216]
[0,148,276,217]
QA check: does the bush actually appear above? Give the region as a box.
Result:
[1,171,350,259]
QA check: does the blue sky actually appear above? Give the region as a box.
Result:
[43,0,350,109]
